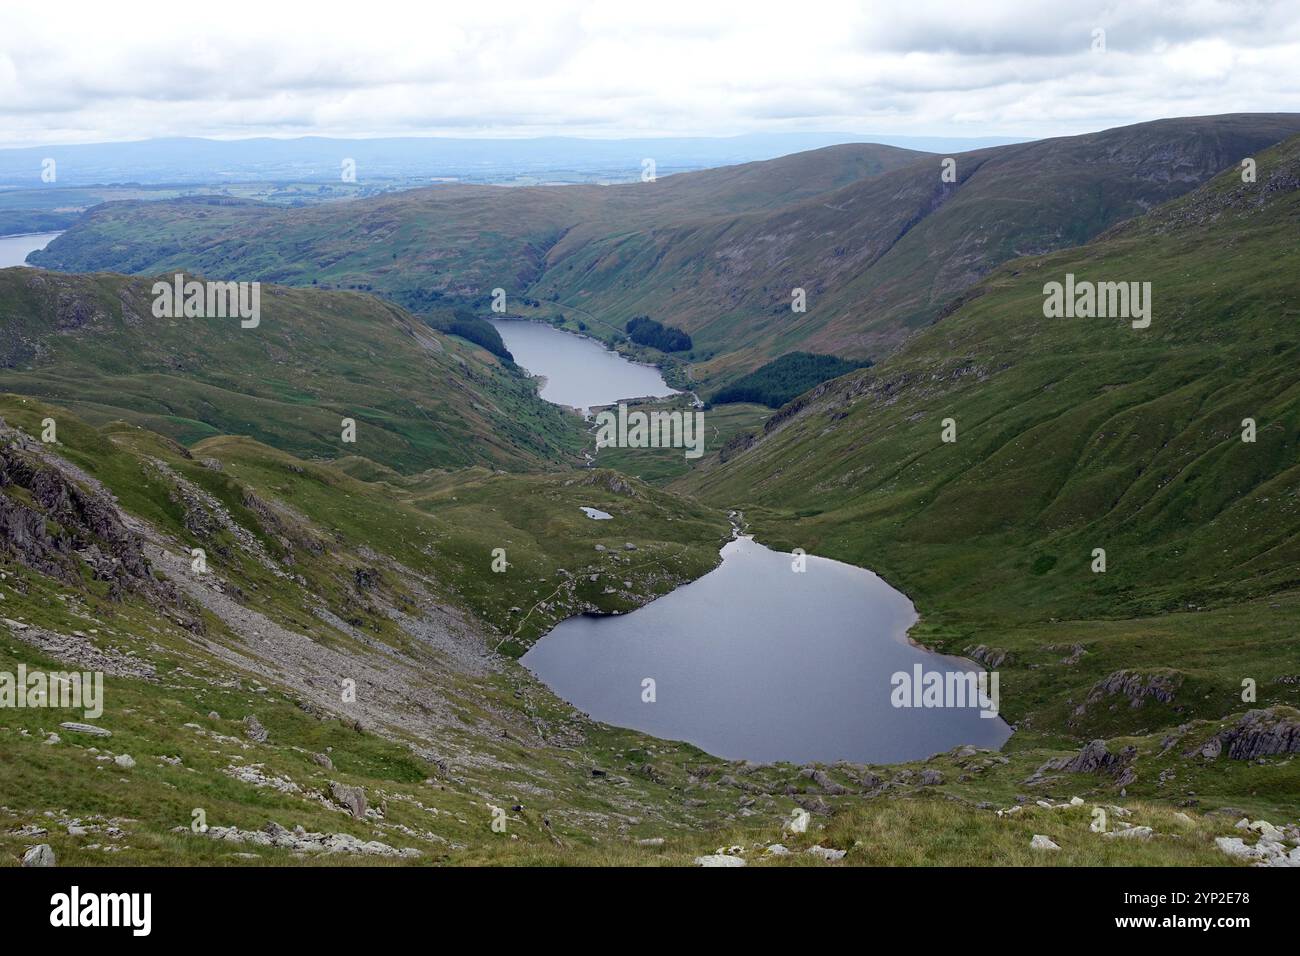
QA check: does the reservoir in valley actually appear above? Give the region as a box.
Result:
[522,535,1012,765]
[490,318,678,414]
[0,232,62,268]
[506,316,1009,764]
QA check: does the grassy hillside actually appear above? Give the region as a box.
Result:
[1,395,1291,868]
[678,134,1300,755]
[6,127,1300,869]
[0,269,583,474]
[532,114,1300,376]
[33,117,1300,389]
[29,144,923,317]
[711,352,872,408]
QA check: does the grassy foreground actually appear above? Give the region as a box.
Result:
[0,391,1293,868]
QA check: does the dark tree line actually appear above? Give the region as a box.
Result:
[427,308,514,362]
[711,352,872,408]
[625,316,692,352]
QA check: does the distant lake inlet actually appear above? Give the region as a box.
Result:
[0,232,62,268]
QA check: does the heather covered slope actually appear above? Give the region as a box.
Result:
[0,269,582,474]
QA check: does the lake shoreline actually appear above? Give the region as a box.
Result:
[0,231,63,269]
[491,316,679,415]
[524,527,1012,765]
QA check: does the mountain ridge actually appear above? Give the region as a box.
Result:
[31,114,1300,387]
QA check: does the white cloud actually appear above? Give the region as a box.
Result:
[0,0,1297,146]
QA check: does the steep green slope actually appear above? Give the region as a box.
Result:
[532,114,1300,376]
[0,269,582,474]
[678,135,1300,750]
[711,352,872,407]
[0,395,744,865]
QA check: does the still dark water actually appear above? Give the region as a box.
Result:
[490,319,678,414]
[523,536,1011,764]
[0,232,61,268]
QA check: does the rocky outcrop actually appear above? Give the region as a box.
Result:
[1193,708,1300,761]
[0,425,191,620]
[1028,738,1137,786]
[1214,819,1300,868]
[60,722,112,737]
[718,431,755,463]
[243,715,269,743]
[798,767,851,795]
[577,469,637,497]
[21,844,56,866]
[0,441,146,594]
[329,782,368,819]
[189,821,418,858]
[1076,669,1181,715]
[965,644,1011,668]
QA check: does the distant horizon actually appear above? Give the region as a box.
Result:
[5,110,1298,154]
[0,129,1032,153]
[4,114,1294,191]
[5,0,1296,149]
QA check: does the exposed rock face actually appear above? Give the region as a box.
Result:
[1029,739,1137,784]
[1142,138,1300,234]
[965,645,1011,668]
[718,431,755,463]
[21,844,55,867]
[242,490,326,559]
[192,821,419,858]
[798,767,851,795]
[0,441,145,593]
[0,424,191,620]
[1195,708,1300,761]
[1077,669,1181,714]
[243,715,269,743]
[330,782,367,819]
[578,470,636,497]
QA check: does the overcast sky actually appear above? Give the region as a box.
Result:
[1,0,1297,148]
